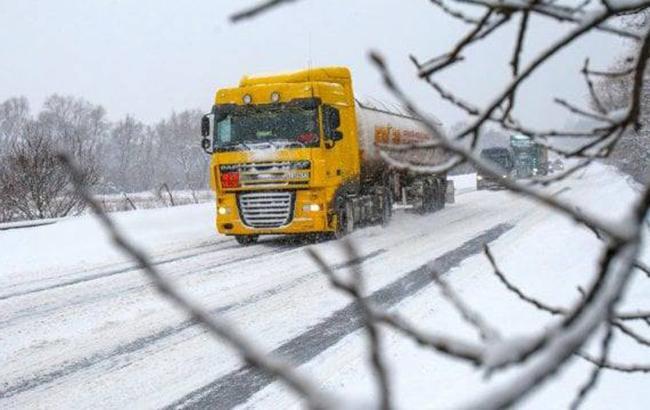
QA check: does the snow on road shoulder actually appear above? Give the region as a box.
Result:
[0,202,219,289]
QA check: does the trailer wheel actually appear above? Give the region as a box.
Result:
[422,182,435,213]
[412,180,427,214]
[381,190,392,226]
[235,235,259,246]
[433,182,444,211]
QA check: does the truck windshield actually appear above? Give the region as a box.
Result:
[480,149,513,173]
[214,106,320,151]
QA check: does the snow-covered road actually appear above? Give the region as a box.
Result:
[1,165,648,409]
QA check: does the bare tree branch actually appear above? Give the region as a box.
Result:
[484,244,566,315]
[570,323,614,410]
[429,0,482,24]
[578,352,650,373]
[231,0,302,22]
[434,274,501,342]
[583,59,609,115]
[456,0,643,38]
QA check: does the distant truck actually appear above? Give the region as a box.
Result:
[200,66,451,245]
[510,134,548,178]
[477,147,513,190]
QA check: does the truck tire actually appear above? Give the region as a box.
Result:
[235,235,259,246]
[334,201,354,239]
[381,190,392,226]
[434,181,444,211]
[423,182,435,213]
[412,180,427,214]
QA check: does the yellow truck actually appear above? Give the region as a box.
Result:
[200,66,449,245]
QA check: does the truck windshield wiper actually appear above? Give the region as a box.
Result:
[265,141,280,149]
[288,141,306,148]
[271,139,305,149]
[219,142,251,151]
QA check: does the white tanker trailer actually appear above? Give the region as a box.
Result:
[354,99,451,213]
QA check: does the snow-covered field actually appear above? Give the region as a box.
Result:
[1,164,648,409]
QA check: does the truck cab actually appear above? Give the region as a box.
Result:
[510,134,548,178]
[477,147,513,190]
[200,67,361,244]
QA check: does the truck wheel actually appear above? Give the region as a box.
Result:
[235,235,259,246]
[334,202,354,239]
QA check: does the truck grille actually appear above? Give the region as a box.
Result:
[238,191,294,229]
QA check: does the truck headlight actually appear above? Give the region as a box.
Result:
[303,204,321,212]
[218,206,230,215]
[477,175,483,181]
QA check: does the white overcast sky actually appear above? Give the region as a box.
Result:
[0,0,632,130]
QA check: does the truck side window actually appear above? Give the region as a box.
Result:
[216,116,232,144]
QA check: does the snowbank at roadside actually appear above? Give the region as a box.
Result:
[449,172,477,194]
[0,202,219,289]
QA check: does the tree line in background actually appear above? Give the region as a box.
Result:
[0,95,208,222]
[594,59,650,184]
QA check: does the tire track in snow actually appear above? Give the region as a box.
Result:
[171,223,513,409]
[2,207,478,328]
[2,206,483,307]
[0,249,386,400]
[0,242,305,329]
[0,241,241,301]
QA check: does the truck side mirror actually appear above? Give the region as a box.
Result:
[200,113,214,154]
[201,138,212,153]
[323,105,342,147]
[327,106,340,130]
[201,114,212,137]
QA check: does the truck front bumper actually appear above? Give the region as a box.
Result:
[477,177,506,190]
[215,190,332,236]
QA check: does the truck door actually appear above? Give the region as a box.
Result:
[322,104,358,188]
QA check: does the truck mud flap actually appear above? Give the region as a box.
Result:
[446,180,455,204]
